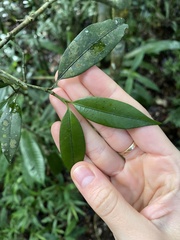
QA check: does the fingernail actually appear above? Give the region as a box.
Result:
[73,166,95,188]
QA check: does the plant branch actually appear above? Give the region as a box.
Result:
[48,89,71,104]
[26,83,70,104]
[0,0,57,49]
[0,69,69,104]
[0,69,27,89]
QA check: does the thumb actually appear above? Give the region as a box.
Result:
[71,162,163,240]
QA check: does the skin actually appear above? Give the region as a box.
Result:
[50,66,180,240]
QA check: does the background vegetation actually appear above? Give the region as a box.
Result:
[0,0,179,239]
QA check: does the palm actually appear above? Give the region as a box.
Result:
[112,152,176,211]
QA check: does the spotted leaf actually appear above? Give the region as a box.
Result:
[58,18,128,79]
[0,100,22,162]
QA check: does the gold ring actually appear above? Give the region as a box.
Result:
[120,142,136,156]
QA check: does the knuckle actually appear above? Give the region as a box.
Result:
[87,141,106,159]
[98,125,116,142]
[92,186,119,218]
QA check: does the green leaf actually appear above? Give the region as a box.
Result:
[58,18,128,79]
[0,80,9,88]
[60,109,85,170]
[0,88,9,102]
[134,72,159,92]
[96,0,131,10]
[47,151,65,175]
[65,219,78,236]
[132,84,153,107]
[165,107,180,128]
[39,39,64,54]
[20,129,45,184]
[0,100,8,111]
[0,100,22,162]
[125,76,134,94]
[73,97,160,129]
[125,40,180,59]
[123,70,159,92]
[0,207,8,228]
[0,149,9,179]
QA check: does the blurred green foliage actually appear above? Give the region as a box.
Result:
[0,152,86,240]
[0,0,96,78]
[0,0,180,239]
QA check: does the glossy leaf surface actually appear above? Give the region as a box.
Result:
[0,100,22,162]
[20,129,45,184]
[60,109,85,170]
[58,18,128,79]
[73,97,160,129]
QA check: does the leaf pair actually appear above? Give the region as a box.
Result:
[60,97,160,170]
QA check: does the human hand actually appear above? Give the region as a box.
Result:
[50,66,180,240]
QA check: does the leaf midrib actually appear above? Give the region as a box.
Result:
[74,103,145,122]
